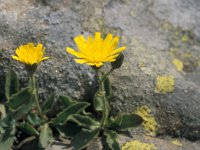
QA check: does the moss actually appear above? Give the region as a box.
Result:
[135,106,158,136]
[172,59,183,72]
[171,139,182,147]
[121,140,157,150]
[155,76,175,94]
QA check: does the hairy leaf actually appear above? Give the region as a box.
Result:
[69,114,100,130]
[109,114,143,130]
[5,69,19,100]
[27,113,44,126]
[93,91,104,112]
[55,123,81,138]
[42,93,55,114]
[0,123,16,150]
[18,122,39,136]
[7,88,32,110]
[0,104,6,119]
[71,129,99,150]
[104,129,120,150]
[39,123,52,148]
[59,95,76,107]
[52,102,90,125]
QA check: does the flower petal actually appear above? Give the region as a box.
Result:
[74,59,89,64]
[110,46,126,55]
[95,62,103,67]
[66,47,82,58]
[74,35,87,51]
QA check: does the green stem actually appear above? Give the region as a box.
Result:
[29,74,45,120]
[96,70,109,128]
[100,68,114,83]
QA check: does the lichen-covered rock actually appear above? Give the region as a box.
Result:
[0,0,200,142]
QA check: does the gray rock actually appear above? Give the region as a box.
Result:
[0,0,200,143]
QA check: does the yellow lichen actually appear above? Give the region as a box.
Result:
[169,47,179,55]
[198,59,200,66]
[155,76,175,94]
[135,106,158,136]
[181,35,188,42]
[121,140,157,150]
[172,59,183,72]
[175,31,179,36]
[172,139,183,147]
[130,10,137,18]
[182,52,192,58]
[162,22,172,30]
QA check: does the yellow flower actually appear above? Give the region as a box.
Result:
[12,43,49,66]
[66,32,126,67]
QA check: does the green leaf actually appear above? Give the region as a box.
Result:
[59,95,76,107]
[71,129,99,150]
[0,123,16,150]
[55,123,81,138]
[104,129,120,150]
[93,91,104,112]
[0,104,6,119]
[39,123,52,148]
[108,114,143,131]
[18,122,39,136]
[52,102,90,125]
[27,113,44,126]
[7,87,32,110]
[68,114,100,130]
[0,115,15,128]
[103,77,112,97]
[5,69,19,100]
[42,93,55,114]
[13,97,34,120]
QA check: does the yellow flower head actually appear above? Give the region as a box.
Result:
[12,43,49,66]
[66,32,126,67]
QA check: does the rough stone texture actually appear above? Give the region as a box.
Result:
[46,134,200,150]
[0,0,200,148]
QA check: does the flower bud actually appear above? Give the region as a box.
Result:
[111,53,124,69]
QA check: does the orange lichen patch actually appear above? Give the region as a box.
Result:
[155,76,175,94]
[121,140,157,150]
[135,106,158,136]
[172,59,183,72]
[172,139,183,147]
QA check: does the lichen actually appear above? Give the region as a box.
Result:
[182,52,192,58]
[121,140,157,150]
[172,59,183,72]
[155,76,175,94]
[162,22,172,30]
[181,35,188,42]
[135,106,158,136]
[129,10,137,18]
[172,139,182,147]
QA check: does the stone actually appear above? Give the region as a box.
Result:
[0,0,200,145]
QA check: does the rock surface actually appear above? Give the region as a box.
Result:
[0,0,200,147]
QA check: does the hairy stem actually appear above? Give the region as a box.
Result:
[96,70,109,128]
[29,73,46,120]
